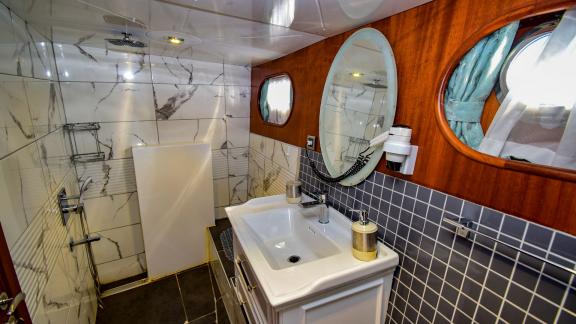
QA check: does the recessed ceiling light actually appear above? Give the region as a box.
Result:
[351,72,363,78]
[168,36,184,45]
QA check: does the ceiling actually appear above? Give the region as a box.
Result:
[2,0,431,66]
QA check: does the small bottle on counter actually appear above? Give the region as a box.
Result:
[351,209,378,261]
[285,180,302,204]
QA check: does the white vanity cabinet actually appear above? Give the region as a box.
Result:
[233,234,393,324]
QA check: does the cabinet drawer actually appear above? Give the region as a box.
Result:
[234,237,272,323]
[232,276,259,324]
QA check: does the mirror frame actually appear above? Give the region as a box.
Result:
[257,72,294,127]
[435,1,576,183]
[319,27,398,186]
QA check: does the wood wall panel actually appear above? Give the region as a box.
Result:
[250,0,576,235]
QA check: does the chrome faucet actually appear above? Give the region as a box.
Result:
[299,192,330,224]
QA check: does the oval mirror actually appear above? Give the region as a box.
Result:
[258,74,293,126]
[319,28,397,186]
[439,7,576,179]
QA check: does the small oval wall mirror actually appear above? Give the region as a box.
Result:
[440,7,576,177]
[319,28,397,186]
[258,74,293,126]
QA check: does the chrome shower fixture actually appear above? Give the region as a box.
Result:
[106,32,147,48]
[80,177,93,194]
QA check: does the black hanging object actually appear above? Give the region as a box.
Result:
[305,148,374,183]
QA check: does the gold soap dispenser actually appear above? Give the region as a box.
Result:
[351,209,378,261]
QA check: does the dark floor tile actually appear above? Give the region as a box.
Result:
[209,266,221,299]
[189,312,216,323]
[101,272,148,291]
[96,276,185,324]
[178,265,216,320]
[216,297,231,324]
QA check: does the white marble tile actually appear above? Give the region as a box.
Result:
[33,296,69,324]
[25,80,66,132]
[0,5,20,77]
[92,224,145,264]
[150,55,224,85]
[41,251,76,321]
[264,158,296,196]
[152,84,225,120]
[271,140,300,175]
[225,86,251,118]
[248,149,265,198]
[11,14,54,80]
[96,253,147,284]
[0,144,50,246]
[249,132,274,158]
[55,44,151,83]
[73,121,158,160]
[157,118,227,150]
[61,82,155,123]
[37,128,73,194]
[214,207,227,220]
[65,216,91,274]
[212,149,228,179]
[228,147,249,176]
[84,192,140,233]
[213,178,230,208]
[75,158,137,199]
[224,64,251,86]
[0,75,36,157]
[229,176,248,205]
[226,117,250,148]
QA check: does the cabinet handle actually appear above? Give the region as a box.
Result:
[230,277,245,305]
[239,303,250,323]
[237,259,257,291]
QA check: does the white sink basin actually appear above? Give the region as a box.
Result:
[226,194,399,307]
[242,206,340,269]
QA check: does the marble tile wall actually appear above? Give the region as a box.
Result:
[54,33,251,283]
[247,133,300,199]
[0,3,97,323]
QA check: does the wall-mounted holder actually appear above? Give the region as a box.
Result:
[442,216,576,276]
[69,234,101,252]
[71,152,106,163]
[306,135,316,150]
[442,217,473,238]
[370,125,418,175]
[64,122,106,164]
[57,188,84,226]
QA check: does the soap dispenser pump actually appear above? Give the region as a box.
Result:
[350,209,378,261]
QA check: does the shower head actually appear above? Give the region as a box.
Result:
[363,79,388,89]
[80,177,93,194]
[106,32,147,48]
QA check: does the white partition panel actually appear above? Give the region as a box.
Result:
[133,143,215,279]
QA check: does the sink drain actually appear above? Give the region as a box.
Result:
[287,255,301,263]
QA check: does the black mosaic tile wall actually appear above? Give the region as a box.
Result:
[299,150,576,324]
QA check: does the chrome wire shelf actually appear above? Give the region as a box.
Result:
[64,122,106,163]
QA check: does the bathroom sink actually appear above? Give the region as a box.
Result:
[225,194,399,307]
[242,206,341,270]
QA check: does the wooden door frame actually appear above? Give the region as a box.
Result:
[0,223,32,323]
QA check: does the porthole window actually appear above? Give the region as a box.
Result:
[497,23,556,101]
[258,74,293,126]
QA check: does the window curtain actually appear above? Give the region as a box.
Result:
[444,22,519,148]
[266,77,292,124]
[259,79,270,121]
[478,8,576,170]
